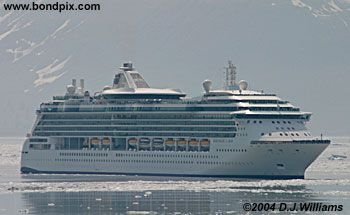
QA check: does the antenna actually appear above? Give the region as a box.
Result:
[224,60,237,90]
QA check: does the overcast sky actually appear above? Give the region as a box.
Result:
[0,0,349,136]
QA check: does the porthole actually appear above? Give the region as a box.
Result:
[272,121,275,124]
[261,133,264,136]
[280,133,283,136]
[269,133,272,136]
[284,133,288,136]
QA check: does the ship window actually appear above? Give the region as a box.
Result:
[259,121,262,124]
[283,121,286,124]
[280,133,283,136]
[272,121,275,124]
[29,138,47,143]
[261,133,264,136]
[247,120,250,123]
[269,133,272,136]
[291,133,295,136]
[277,121,280,124]
[284,133,288,136]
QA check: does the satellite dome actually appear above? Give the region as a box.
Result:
[103,86,112,91]
[238,80,248,90]
[202,80,212,93]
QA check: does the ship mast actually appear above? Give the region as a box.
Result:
[224,60,238,90]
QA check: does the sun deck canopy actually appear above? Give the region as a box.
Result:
[101,62,186,100]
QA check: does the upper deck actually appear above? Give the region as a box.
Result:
[36,62,311,120]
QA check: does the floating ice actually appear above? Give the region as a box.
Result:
[328,154,347,160]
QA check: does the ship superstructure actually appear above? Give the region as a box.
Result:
[20,62,330,179]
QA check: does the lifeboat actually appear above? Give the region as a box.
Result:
[128,138,138,147]
[188,139,199,151]
[102,137,111,145]
[152,138,164,148]
[90,137,100,145]
[200,139,210,148]
[188,139,199,147]
[139,138,151,149]
[176,138,187,147]
[165,138,175,147]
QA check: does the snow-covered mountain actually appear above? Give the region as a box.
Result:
[0,0,349,136]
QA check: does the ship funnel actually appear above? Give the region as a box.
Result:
[202,80,212,93]
[80,79,85,92]
[72,79,77,87]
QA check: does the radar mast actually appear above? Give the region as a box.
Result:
[224,60,238,90]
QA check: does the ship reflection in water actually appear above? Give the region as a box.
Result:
[19,185,315,214]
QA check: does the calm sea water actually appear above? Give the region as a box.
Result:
[0,137,349,214]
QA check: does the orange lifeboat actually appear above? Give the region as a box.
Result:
[176,138,187,147]
[102,137,111,145]
[128,138,138,147]
[90,137,100,145]
[188,139,199,147]
[165,138,175,146]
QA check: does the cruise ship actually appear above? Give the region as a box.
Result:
[20,61,330,179]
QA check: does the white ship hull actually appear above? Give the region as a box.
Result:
[21,138,329,179]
